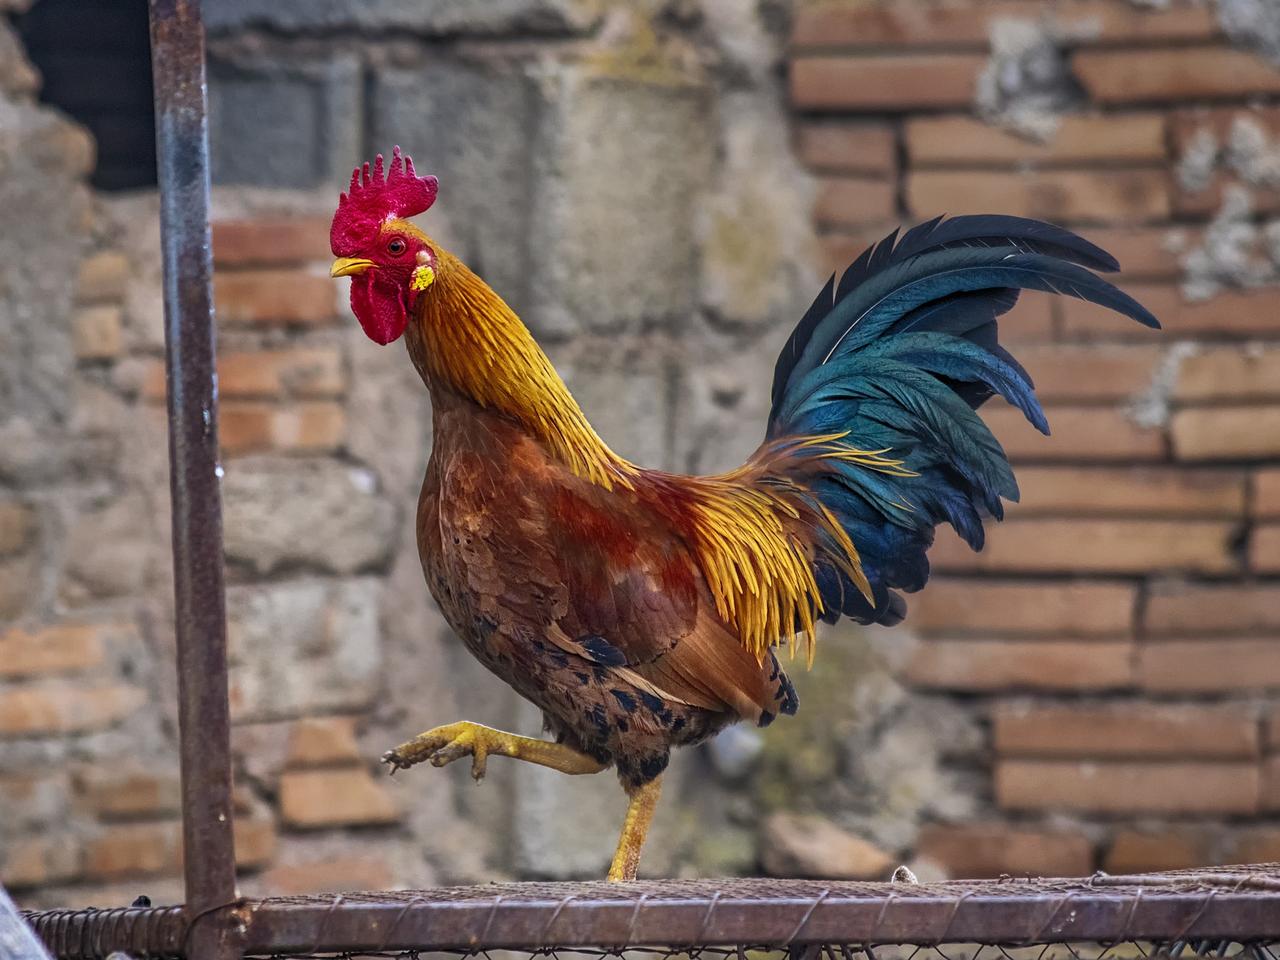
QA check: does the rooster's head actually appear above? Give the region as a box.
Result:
[328,147,440,345]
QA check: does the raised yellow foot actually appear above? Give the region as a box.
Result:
[607,774,664,882]
[381,720,607,782]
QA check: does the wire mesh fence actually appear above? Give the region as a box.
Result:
[237,944,1280,960]
[21,868,1280,960]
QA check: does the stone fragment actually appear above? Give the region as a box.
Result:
[234,817,279,870]
[83,822,183,880]
[0,772,70,828]
[0,21,38,96]
[75,252,131,304]
[78,769,182,820]
[205,0,599,35]
[279,768,399,828]
[0,501,33,556]
[2,836,81,889]
[222,457,395,575]
[61,497,150,603]
[209,55,361,188]
[72,306,124,360]
[527,69,713,334]
[0,684,146,737]
[226,578,382,722]
[258,855,393,895]
[285,716,361,768]
[0,621,107,677]
[760,813,895,880]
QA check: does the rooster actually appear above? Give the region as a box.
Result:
[328,148,1158,881]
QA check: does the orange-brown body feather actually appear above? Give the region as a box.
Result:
[404,242,821,785]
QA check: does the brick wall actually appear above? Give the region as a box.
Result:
[791,0,1280,878]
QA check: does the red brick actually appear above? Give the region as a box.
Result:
[260,856,393,896]
[1065,287,1280,340]
[0,684,145,737]
[993,703,1260,759]
[1252,525,1280,573]
[983,405,1166,462]
[234,817,278,871]
[907,169,1171,224]
[1175,348,1280,402]
[75,251,130,305]
[1081,227,1190,280]
[0,622,106,677]
[902,640,1132,692]
[73,306,123,360]
[1146,584,1280,635]
[930,519,1237,575]
[1267,708,1280,751]
[908,579,1134,637]
[84,822,183,881]
[0,502,33,556]
[790,2,1218,49]
[798,123,896,175]
[285,716,360,768]
[791,55,984,111]
[996,760,1259,815]
[1013,466,1247,518]
[141,348,346,403]
[1170,105,1280,147]
[278,768,399,828]
[907,114,1167,168]
[3,836,82,889]
[1263,756,1280,810]
[220,401,345,455]
[1224,826,1280,861]
[0,773,70,828]
[916,823,1093,880]
[214,270,335,326]
[1104,828,1217,874]
[212,217,332,267]
[1173,406,1280,461]
[1138,640,1280,692]
[817,228,898,276]
[814,177,897,228]
[1017,345,1163,402]
[218,348,346,399]
[1173,175,1280,220]
[1076,46,1280,104]
[79,769,181,820]
[1256,470,1280,519]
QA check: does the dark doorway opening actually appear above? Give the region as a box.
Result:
[13,0,156,191]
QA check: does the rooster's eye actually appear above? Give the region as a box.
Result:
[387,237,407,256]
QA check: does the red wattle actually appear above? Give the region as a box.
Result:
[349,273,408,345]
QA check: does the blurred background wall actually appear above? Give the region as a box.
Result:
[2,0,1280,907]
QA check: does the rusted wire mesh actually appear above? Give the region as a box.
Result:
[21,867,1280,960]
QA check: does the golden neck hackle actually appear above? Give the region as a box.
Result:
[407,254,636,490]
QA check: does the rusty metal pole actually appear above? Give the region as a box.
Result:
[148,2,241,958]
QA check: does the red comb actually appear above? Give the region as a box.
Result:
[330,146,439,255]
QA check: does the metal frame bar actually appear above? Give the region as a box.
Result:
[147,1,240,958]
[22,872,1280,958]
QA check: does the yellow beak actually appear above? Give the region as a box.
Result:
[330,257,376,278]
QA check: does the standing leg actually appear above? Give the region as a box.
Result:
[607,774,664,882]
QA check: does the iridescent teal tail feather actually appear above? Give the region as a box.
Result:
[768,215,1160,628]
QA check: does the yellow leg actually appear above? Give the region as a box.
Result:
[382,720,607,781]
[606,774,664,882]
